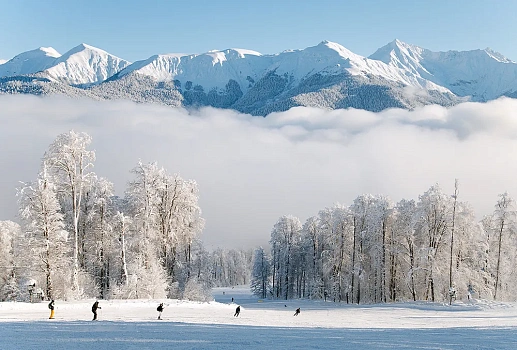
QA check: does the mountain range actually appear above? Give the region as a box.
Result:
[2,40,517,115]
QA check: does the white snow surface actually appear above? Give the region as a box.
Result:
[0,44,131,85]
[369,39,517,101]
[4,40,517,100]
[0,47,61,77]
[118,40,451,94]
[1,286,517,349]
[118,48,268,93]
[43,43,132,85]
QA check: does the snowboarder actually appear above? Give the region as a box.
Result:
[157,303,164,320]
[294,307,300,316]
[48,300,55,319]
[92,301,101,321]
[234,305,241,317]
[231,297,234,303]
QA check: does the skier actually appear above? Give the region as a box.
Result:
[92,301,101,321]
[294,307,300,316]
[48,300,55,319]
[157,303,164,320]
[234,305,241,317]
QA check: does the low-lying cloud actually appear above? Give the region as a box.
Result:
[1,95,517,249]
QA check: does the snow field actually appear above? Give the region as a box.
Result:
[2,287,517,349]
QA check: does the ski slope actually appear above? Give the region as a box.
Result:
[1,286,517,349]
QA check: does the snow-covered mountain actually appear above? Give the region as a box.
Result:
[369,39,517,101]
[2,40,517,115]
[0,44,131,86]
[42,44,131,86]
[0,47,60,77]
[114,48,266,94]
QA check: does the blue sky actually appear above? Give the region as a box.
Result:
[1,0,516,62]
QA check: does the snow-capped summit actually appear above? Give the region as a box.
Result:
[484,48,515,63]
[43,43,131,86]
[270,40,359,79]
[368,39,431,79]
[269,40,449,94]
[370,39,517,101]
[0,47,61,77]
[117,47,268,93]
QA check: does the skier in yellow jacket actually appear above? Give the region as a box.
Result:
[48,300,55,319]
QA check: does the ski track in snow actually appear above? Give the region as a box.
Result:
[1,286,517,349]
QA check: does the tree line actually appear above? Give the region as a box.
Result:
[0,131,251,301]
[252,181,517,303]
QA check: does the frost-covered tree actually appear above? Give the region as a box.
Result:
[113,211,131,287]
[208,248,252,287]
[350,194,376,304]
[18,171,70,300]
[182,276,213,302]
[125,161,204,298]
[300,215,325,300]
[317,205,355,302]
[392,199,418,301]
[413,184,453,302]
[43,130,95,294]
[0,221,22,301]
[270,215,302,299]
[491,192,516,300]
[79,176,116,298]
[251,247,270,299]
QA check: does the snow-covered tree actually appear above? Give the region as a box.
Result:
[18,170,70,300]
[491,192,516,300]
[251,247,270,299]
[392,199,418,301]
[270,215,302,300]
[125,161,204,298]
[413,184,453,302]
[182,276,213,302]
[0,221,22,301]
[43,130,95,295]
[79,176,116,298]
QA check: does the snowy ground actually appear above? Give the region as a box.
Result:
[1,287,517,349]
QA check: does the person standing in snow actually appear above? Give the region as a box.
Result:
[92,301,101,321]
[157,303,164,320]
[294,307,300,316]
[48,300,55,319]
[234,305,241,317]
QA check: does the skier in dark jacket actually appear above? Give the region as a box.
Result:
[48,300,55,319]
[294,307,300,316]
[92,301,101,321]
[157,303,164,320]
[234,305,241,317]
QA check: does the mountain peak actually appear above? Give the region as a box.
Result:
[311,40,357,59]
[37,47,61,58]
[369,39,424,65]
[64,43,107,57]
[390,39,406,47]
[41,43,131,86]
[0,46,61,77]
[484,48,514,63]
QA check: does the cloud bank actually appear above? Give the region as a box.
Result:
[1,95,517,249]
